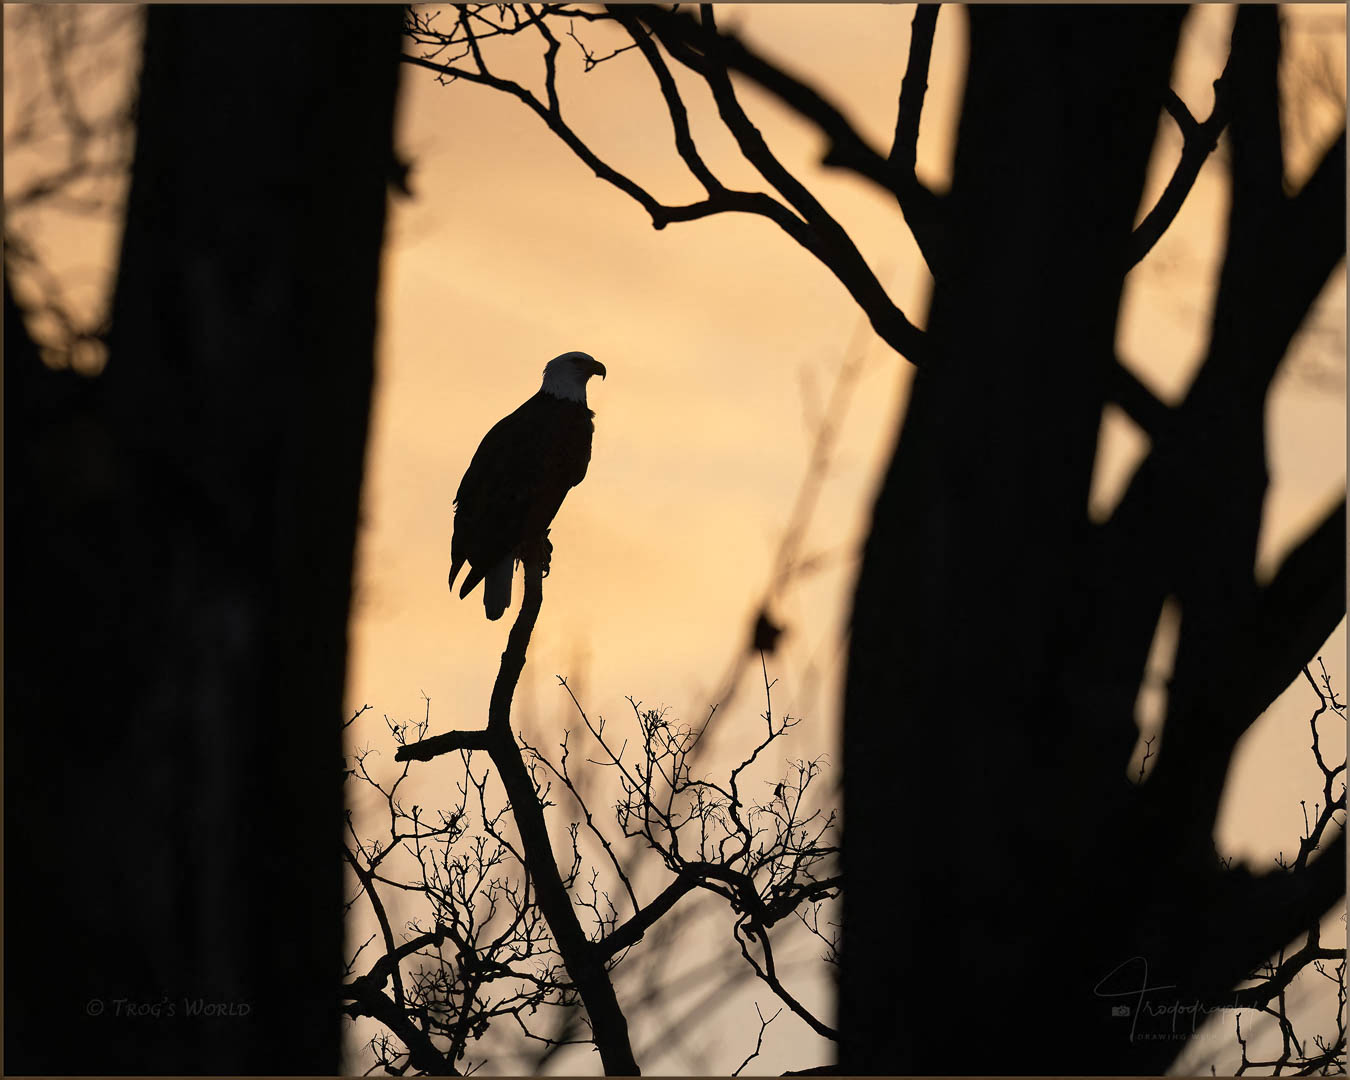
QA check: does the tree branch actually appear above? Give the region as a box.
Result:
[620,2,951,276]
[395,546,640,1074]
[598,875,697,961]
[622,3,893,188]
[889,5,939,179]
[1228,502,1347,731]
[1266,124,1347,361]
[887,4,949,278]
[396,726,492,761]
[405,6,932,364]
[1105,357,1174,439]
[1210,831,1348,1005]
[643,4,930,364]
[1089,72,1345,781]
[607,8,721,197]
[622,2,952,281]
[735,920,838,1041]
[343,844,408,1011]
[342,976,454,1075]
[1127,38,1234,270]
[1228,6,1285,226]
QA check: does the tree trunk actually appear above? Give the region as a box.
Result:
[843,8,1345,1072]
[4,6,403,1071]
[843,7,1241,1073]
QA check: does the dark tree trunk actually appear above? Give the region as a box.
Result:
[841,6,1344,1074]
[5,6,403,1072]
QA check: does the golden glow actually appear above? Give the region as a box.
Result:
[4,5,1342,1073]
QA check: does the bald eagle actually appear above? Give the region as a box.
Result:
[447,351,606,620]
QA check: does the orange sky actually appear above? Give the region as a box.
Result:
[4,5,1345,1074]
[352,1,1344,847]
[348,7,1345,1070]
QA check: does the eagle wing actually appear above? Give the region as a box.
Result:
[450,393,593,594]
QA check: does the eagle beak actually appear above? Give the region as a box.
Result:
[592,359,607,381]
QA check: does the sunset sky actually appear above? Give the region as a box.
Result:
[351,1,1344,846]
[344,6,1345,1070]
[4,4,1345,1074]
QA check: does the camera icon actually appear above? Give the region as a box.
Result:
[1111,1005,1131,1017]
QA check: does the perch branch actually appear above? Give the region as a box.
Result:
[395,546,640,1074]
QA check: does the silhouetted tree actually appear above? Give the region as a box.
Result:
[400,4,1345,1073]
[5,6,403,1072]
[842,7,1344,1073]
[345,554,838,1073]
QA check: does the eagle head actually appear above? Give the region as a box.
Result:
[541,351,606,403]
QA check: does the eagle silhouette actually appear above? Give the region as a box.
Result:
[447,351,606,620]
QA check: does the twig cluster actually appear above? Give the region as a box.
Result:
[1230,661,1346,1076]
[545,652,840,1039]
[344,698,589,1074]
[1231,658,1344,1069]
[347,643,838,1073]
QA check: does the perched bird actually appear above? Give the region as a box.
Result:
[751,609,785,654]
[447,351,606,620]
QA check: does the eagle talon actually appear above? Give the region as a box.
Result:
[518,532,553,576]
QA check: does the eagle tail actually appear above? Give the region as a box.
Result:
[459,565,484,600]
[482,557,513,621]
[448,554,466,593]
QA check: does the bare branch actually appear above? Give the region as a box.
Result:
[732,1002,783,1077]
[639,4,930,363]
[1229,501,1346,736]
[396,726,492,761]
[598,875,697,961]
[403,5,931,364]
[887,4,949,277]
[1128,34,1235,269]
[394,542,640,1074]
[735,920,838,1041]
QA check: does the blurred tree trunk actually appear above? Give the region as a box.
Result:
[5,6,402,1072]
[842,6,1344,1073]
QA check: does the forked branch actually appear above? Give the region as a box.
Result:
[396,551,640,1074]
